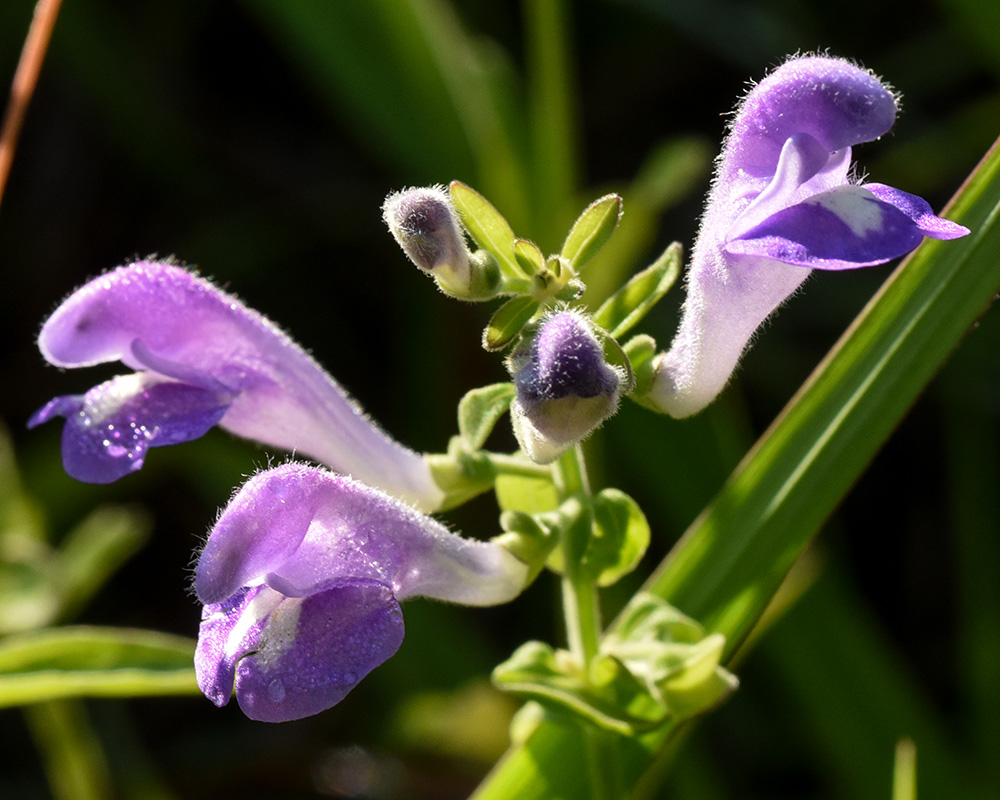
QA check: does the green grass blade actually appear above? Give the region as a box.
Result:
[0,626,198,707]
[473,135,1000,798]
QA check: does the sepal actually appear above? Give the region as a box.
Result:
[491,510,559,585]
[425,437,498,512]
[560,194,624,271]
[457,382,515,450]
[592,242,682,338]
[483,296,541,351]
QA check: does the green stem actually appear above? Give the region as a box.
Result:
[553,446,600,661]
[552,446,620,800]
[484,452,554,480]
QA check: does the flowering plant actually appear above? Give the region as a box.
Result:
[8,12,997,797]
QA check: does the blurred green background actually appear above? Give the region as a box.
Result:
[1,0,998,798]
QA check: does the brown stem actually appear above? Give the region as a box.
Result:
[0,0,64,210]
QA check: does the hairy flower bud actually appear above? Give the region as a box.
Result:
[510,311,623,463]
[383,186,496,298]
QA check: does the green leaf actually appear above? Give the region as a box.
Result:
[592,241,682,338]
[451,180,522,278]
[0,626,198,707]
[495,473,560,516]
[514,239,544,277]
[560,194,623,270]
[483,295,540,351]
[458,383,516,450]
[492,641,667,736]
[584,489,651,587]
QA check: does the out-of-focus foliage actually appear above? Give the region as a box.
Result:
[1,0,997,798]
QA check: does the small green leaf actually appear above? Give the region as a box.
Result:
[561,194,623,270]
[584,489,651,586]
[602,594,738,719]
[495,473,560,515]
[514,239,544,277]
[450,181,519,276]
[0,626,198,707]
[493,511,559,584]
[593,241,682,338]
[483,296,541,351]
[458,383,516,450]
[492,641,668,736]
[622,334,658,399]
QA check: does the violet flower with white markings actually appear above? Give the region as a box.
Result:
[510,310,623,464]
[649,55,969,418]
[194,463,527,722]
[29,261,444,510]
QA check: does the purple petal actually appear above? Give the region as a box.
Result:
[515,312,620,402]
[195,585,276,709]
[727,133,850,241]
[725,185,926,269]
[196,463,527,607]
[196,464,332,605]
[233,580,404,723]
[726,56,897,180]
[864,183,970,240]
[37,261,443,509]
[29,373,229,483]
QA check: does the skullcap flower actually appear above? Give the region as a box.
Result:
[194,463,527,722]
[30,261,444,511]
[648,55,969,418]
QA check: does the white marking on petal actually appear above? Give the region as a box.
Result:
[224,586,285,661]
[807,186,885,238]
[254,597,303,671]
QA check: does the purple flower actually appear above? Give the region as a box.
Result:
[649,55,969,418]
[194,463,527,722]
[29,261,444,510]
[510,310,623,463]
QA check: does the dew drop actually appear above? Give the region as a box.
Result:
[267,678,286,703]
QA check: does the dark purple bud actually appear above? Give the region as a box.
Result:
[510,311,622,463]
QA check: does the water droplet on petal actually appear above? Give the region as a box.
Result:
[267,678,286,703]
